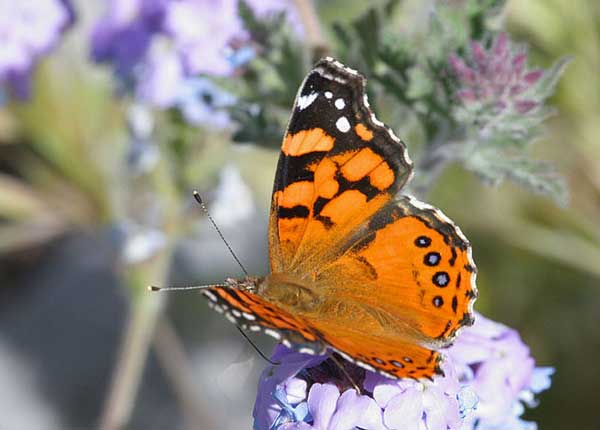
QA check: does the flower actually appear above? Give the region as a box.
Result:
[162,0,245,77]
[90,0,166,78]
[447,312,554,430]
[253,314,553,430]
[0,0,74,99]
[254,345,326,430]
[363,365,465,430]
[448,33,545,120]
[254,346,471,430]
[91,0,300,116]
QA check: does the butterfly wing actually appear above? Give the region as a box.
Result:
[201,287,325,354]
[206,58,477,380]
[307,195,477,378]
[269,57,413,274]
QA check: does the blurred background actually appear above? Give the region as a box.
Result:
[0,0,598,429]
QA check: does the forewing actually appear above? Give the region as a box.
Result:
[202,287,324,354]
[269,57,413,274]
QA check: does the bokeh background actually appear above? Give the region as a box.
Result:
[0,1,598,429]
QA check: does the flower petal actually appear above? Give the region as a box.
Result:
[307,383,339,430]
[423,387,460,430]
[383,388,423,430]
[529,367,555,394]
[355,396,386,430]
[285,378,308,405]
[328,389,373,430]
[278,422,314,430]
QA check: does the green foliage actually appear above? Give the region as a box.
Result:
[228,0,308,147]
[465,149,568,206]
[220,0,568,205]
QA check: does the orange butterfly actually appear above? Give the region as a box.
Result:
[202,57,477,380]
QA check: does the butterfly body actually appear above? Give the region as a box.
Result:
[203,58,477,380]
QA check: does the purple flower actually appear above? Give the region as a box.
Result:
[0,0,74,99]
[90,0,166,78]
[254,345,326,430]
[254,346,471,430]
[447,312,554,430]
[364,364,466,430]
[254,314,553,430]
[449,33,545,116]
[163,0,244,77]
[91,0,300,112]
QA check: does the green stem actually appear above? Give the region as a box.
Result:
[408,141,464,198]
[154,318,216,429]
[99,129,182,429]
[99,276,167,430]
[293,0,329,59]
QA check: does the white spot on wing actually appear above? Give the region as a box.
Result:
[297,92,318,110]
[336,116,350,133]
[264,328,281,340]
[242,312,256,321]
[325,91,333,99]
[203,291,217,302]
[334,98,345,110]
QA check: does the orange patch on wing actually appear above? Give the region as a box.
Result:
[319,180,339,199]
[340,148,383,182]
[282,128,335,156]
[357,216,473,341]
[212,288,319,342]
[215,288,252,313]
[320,190,367,223]
[354,123,374,141]
[314,158,339,199]
[369,162,395,190]
[310,316,442,379]
[278,217,305,245]
[278,181,314,209]
[331,150,359,165]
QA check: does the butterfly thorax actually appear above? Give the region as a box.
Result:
[250,273,322,313]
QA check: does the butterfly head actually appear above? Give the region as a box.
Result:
[225,276,262,293]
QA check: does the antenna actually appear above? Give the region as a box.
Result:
[193,191,249,277]
[148,285,280,366]
[148,283,228,292]
[150,193,277,366]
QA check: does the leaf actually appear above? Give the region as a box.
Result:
[533,56,572,100]
[406,66,434,99]
[464,148,569,206]
[331,22,353,48]
[352,8,382,69]
[230,104,283,148]
[384,0,402,17]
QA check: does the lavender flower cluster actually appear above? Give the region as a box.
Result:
[90,0,299,123]
[0,0,73,99]
[254,313,553,430]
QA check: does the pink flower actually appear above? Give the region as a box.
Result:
[449,33,543,115]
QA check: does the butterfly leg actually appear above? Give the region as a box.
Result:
[327,350,362,394]
[235,325,281,366]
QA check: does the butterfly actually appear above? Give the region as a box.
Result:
[202,57,477,380]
